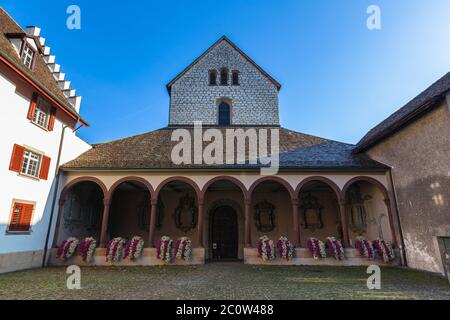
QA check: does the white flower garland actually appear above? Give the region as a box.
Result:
[355,236,373,259]
[125,236,145,260]
[175,237,192,260]
[57,237,79,260]
[79,237,97,262]
[373,239,395,263]
[157,236,173,263]
[325,237,345,260]
[277,236,295,260]
[307,238,326,259]
[106,237,126,262]
[258,235,275,261]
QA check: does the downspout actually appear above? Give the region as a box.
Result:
[41,120,83,267]
[388,168,408,266]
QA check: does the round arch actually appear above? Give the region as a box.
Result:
[342,176,397,245]
[201,176,249,201]
[59,176,108,204]
[342,176,389,200]
[154,176,202,200]
[108,176,154,201]
[295,176,343,202]
[248,176,296,200]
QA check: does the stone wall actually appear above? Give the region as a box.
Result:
[366,101,450,274]
[169,40,280,126]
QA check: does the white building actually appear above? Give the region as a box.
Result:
[0,8,90,273]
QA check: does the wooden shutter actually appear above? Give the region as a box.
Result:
[39,156,51,180]
[9,202,34,232]
[48,107,56,131]
[9,144,25,172]
[27,93,38,120]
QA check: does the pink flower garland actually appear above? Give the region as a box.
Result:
[307,238,326,259]
[325,237,345,260]
[355,237,373,259]
[257,236,275,261]
[56,238,79,260]
[79,237,97,262]
[156,236,173,263]
[106,237,126,262]
[124,236,144,260]
[372,239,395,262]
[277,236,294,260]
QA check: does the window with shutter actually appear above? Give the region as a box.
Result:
[9,144,51,180]
[8,201,35,232]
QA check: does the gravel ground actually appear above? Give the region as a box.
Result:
[0,263,449,300]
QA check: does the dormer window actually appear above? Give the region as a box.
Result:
[32,98,51,129]
[21,43,35,69]
[220,68,228,85]
[232,70,239,86]
[209,70,217,85]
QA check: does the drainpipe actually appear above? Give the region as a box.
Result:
[388,168,408,266]
[41,121,83,267]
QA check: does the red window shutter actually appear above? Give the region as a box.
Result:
[39,156,51,180]
[9,144,25,172]
[20,204,34,231]
[27,93,38,120]
[9,203,34,232]
[48,107,56,131]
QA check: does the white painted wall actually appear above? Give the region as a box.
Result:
[0,67,90,259]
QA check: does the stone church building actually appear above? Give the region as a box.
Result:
[51,36,408,268]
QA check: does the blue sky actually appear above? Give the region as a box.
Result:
[2,0,450,144]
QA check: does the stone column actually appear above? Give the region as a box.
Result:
[197,197,205,248]
[292,197,301,247]
[52,198,65,248]
[245,198,252,247]
[384,198,398,246]
[339,200,350,247]
[99,198,111,248]
[148,197,158,248]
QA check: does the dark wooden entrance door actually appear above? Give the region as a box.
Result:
[211,206,238,260]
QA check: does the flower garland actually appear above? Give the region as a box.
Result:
[307,238,326,259]
[156,236,173,263]
[56,237,79,260]
[355,236,374,259]
[277,236,295,260]
[106,237,126,262]
[124,236,145,260]
[372,239,395,263]
[174,237,192,260]
[257,235,276,261]
[79,237,97,262]
[325,237,345,260]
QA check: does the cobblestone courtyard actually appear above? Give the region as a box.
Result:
[0,263,449,300]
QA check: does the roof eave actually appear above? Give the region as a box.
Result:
[0,50,89,127]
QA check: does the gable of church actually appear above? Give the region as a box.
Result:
[168,37,280,126]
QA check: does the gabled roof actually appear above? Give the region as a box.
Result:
[0,7,87,126]
[166,36,282,94]
[62,127,386,171]
[355,72,450,153]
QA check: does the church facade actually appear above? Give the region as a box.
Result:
[50,36,402,267]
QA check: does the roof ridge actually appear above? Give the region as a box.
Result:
[165,35,281,93]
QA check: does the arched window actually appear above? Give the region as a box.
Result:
[232,70,239,85]
[220,68,228,85]
[209,70,217,86]
[218,102,231,126]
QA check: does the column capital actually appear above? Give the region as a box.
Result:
[339,199,347,206]
[198,197,205,206]
[244,198,252,206]
[151,197,158,206]
[291,197,299,206]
